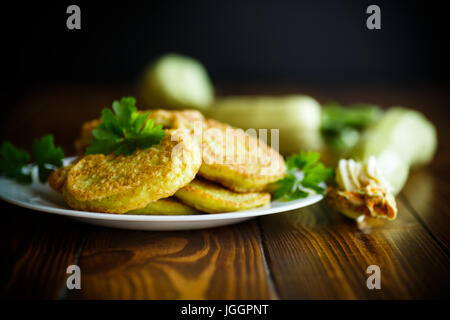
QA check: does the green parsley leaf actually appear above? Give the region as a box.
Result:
[32,134,65,183]
[274,151,333,201]
[86,97,165,156]
[286,151,320,171]
[0,141,32,184]
[0,135,64,184]
[321,102,382,152]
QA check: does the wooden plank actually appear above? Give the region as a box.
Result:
[0,203,86,299]
[259,197,450,299]
[0,86,124,299]
[71,220,275,299]
[401,170,450,253]
[1,85,448,300]
[400,101,450,252]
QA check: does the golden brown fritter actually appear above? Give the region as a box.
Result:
[74,119,102,154]
[127,197,198,215]
[74,113,285,193]
[48,164,75,192]
[198,119,286,192]
[49,164,198,215]
[175,177,271,213]
[63,128,202,213]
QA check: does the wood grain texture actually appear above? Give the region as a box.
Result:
[259,197,450,299]
[70,221,274,299]
[400,100,450,253]
[1,85,449,299]
[401,171,450,253]
[0,203,86,299]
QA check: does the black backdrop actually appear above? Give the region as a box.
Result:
[1,0,449,94]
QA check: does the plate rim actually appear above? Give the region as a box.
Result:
[0,156,324,222]
[0,189,323,222]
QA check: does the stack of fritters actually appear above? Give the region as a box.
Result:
[49,110,286,214]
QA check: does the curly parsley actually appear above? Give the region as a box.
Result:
[86,97,165,156]
[0,142,32,183]
[32,135,65,183]
[274,151,334,201]
[0,135,65,184]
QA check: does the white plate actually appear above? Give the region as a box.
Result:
[0,159,323,230]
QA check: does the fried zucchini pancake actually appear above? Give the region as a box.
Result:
[63,128,201,213]
[48,163,76,192]
[74,119,102,155]
[175,178,271,213]
[49,166,197,215]
[127,197,198,215]
[74,109,204,154]
[74,111,285,192]
[199,119,286,192]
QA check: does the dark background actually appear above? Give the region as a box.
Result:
[1,0,449,95]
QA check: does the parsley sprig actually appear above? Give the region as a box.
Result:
[0,134,64,184]
[86,97,165,156]
[274,151,334,201]
[321,103,382,152]
[0,142,32,183]
[33,135,64,183]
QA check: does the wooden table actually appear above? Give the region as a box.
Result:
[1,85,449,299]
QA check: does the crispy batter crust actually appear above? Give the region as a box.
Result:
[48,164,75,192]
[63,129,201,213]
[198,119,286,192]
[74,119,102,154]
[49,164,198,215]
[127,197,198,215]
[175,177,271,213]
[74,112,285,193]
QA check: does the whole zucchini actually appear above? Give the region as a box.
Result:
[207,95,324,155]
[351,107,437,194]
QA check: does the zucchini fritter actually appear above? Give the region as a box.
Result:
[127,198,198,215]
[74,119,102,155]
[175,178,271,213]
[63,129,201,213]
[199,119,286,192]
[72,109,286,197]
[48,163,75,192]
[49,164,198,215]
